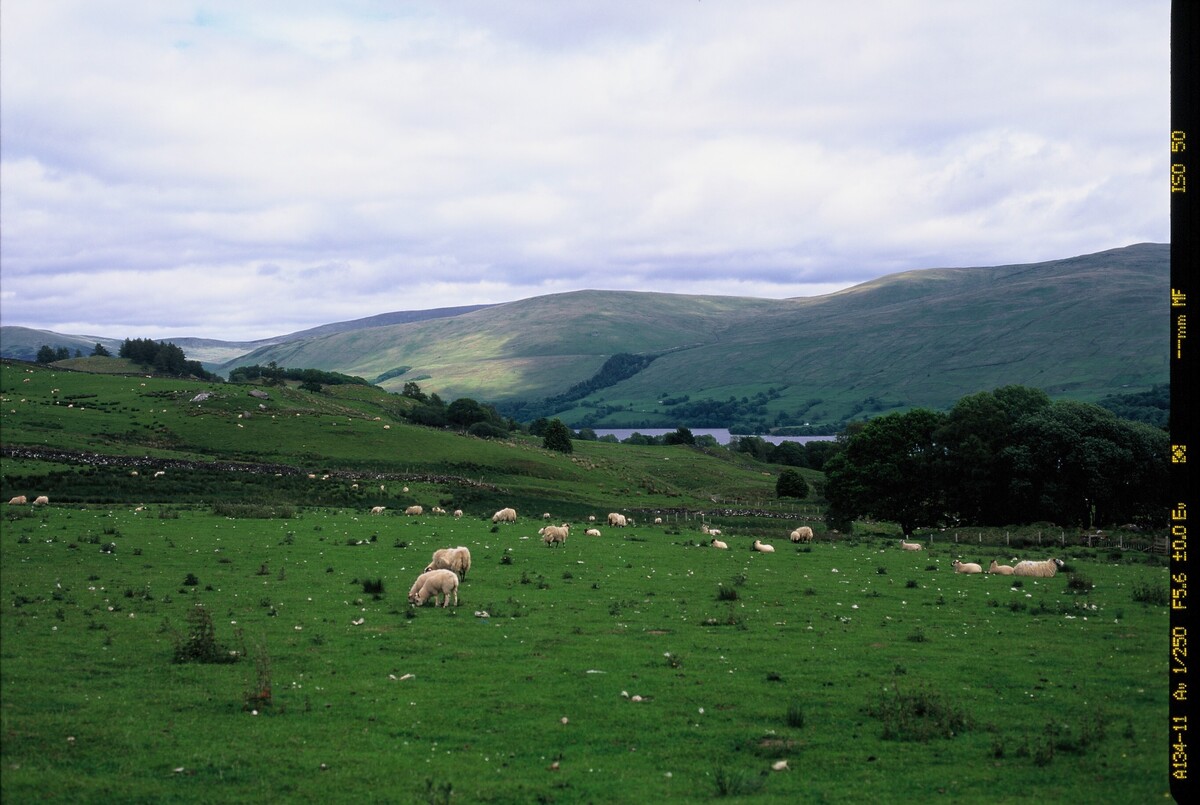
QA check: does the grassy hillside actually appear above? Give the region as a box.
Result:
[0,361,803,520]
[217,244,1168,430]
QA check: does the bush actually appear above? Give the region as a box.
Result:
[171,605,238,664]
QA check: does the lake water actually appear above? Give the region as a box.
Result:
[591,428,835,445]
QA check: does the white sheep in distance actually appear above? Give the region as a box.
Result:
[988,560,1015,575]
[409,569,459,607]
[654,517,663,524]
[370,506,386,515]
[32,496,49,506]
[585,528,602,537]
[1012,558,1062,578]
[752,540,775,553]
[607,512,627,527]
[541,524,569,546]
[493,507,517,523]
[7,496,27,505]
[453,509,464,518]
[899,540,924,551]
[952,559,983,574]
[405,505,424,516]
[790,526,814,543]
[431,506,447,515]
[542,512,552,520]
[711,538,729,550]
[426,547,472,579]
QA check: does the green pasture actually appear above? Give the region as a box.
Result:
[1,505,1171,804]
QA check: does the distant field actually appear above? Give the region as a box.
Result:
[0,504,1170,803]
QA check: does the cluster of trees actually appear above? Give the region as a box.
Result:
[823,386,1169,534]
[116,339,220,381]
[228,363,368,390]
[498,353,657,422]
[35,345,79,363]
[729,435,840,471]
[398,382,517,439]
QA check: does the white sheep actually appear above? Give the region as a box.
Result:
[585,528,602,537]
[988,559,1015,575]
[32,496,49,506]
[542,512,552,520]
[541,524,569,546]
[607,512,627,527]
[899,539,924,551]
[431,506,447,515]
[370,506,386,515]
[790,526,814,543]
[654,517,663,524]
[7,496,27,505]
[587,515,596,522]
[453,509,464,518]
[405,505,424,516]
[409,569,459,607]
[711,538,729,550]
[952,559,983,574]
[752,539,775,553]
[1012,558,1062,578]
[426,546,472,579]
[492,507,517,523]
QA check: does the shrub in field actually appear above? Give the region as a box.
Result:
[1131,580,1168,605]
[716,583,739,601]
[1066,573,1094,592]
[712,766,764,797]
[171,604,238,664]
[785,700,805,728]
[362,578,385,596]
[867,684,972,741]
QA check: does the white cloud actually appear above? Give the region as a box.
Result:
[0,0,1170,341]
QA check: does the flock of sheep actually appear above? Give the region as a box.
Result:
[7,495,49,505]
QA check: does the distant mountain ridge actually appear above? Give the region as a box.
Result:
[1,244,1168,430]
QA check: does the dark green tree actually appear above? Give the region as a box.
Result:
[775,469,809,499]
[542,418,574,453]
[91,343,111,357]
[662,426,695,446]
[35,345,58,364]
[823,408,947,537]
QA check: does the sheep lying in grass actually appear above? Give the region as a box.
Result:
[426,546,472,579]
[493,507,517,523]
[900,540,923,551]
[405,505,424,516]
[952,559,983,574]
[585,528,602,537]
[370,506,386,515]
[988,560,1015,575]
[607,512,628,527]
[790,526,814,543]
[541,524,569,546]
[752,540,775,553]
[408,569,459,607]
[711,539,729,550]
[1013,558,1062,578]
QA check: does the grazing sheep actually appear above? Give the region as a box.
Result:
[607,512,627,527]
[543,512,552,520]
[492,507,517,523]
[654,517,663,524]
[790,526,814,543]
[585,528,602,537]
[1013,558,1062,578]
[899,540,924,551]
[409,569,459,607]
[588,515,596,522]
[711,539,729,550]
[541,524,569,546]
[453,509,464,518]
[7,496,27,505]
[32,496,49,506]
[952,559,983,574]
[988,560,1015,575]
[405,505,424,516]
[370,506,386,515]
[752,539,775,553]
[426,546,472,579]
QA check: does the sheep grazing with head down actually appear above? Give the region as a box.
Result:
[1013,558,1062,578]
[790,526,814,543]
[32,496,49,506]
[952,559,983,574]
[900,539,923,551]
[988,560,1015,575]
[607,512,628,527]
[409,569,459,608]
[541,524,569,547]
[492,507,517,523]
[405,505,424,516]
[752,539,775,553]
[426,546,472,579]
[7,496,27,505]
[369,506,386,515]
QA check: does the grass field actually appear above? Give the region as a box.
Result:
[1,504,1170,804]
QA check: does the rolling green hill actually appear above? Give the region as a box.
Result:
[221,243,1168,430]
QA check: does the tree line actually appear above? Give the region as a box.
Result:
[822,385,1169,535]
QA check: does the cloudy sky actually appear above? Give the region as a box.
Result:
[0,1,1170,342]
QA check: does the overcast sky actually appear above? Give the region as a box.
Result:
[0,1,1170,342]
